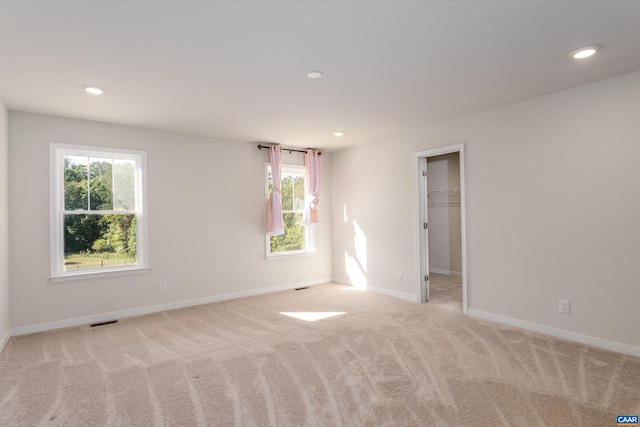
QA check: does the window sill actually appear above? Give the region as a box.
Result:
[266,250,316,260]
[49,266,150,282]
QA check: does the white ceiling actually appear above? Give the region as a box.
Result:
[1,1,639,150]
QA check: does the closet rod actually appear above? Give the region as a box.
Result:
[428,188,460,194]
[257,144,322,155]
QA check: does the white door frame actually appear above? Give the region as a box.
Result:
[414,143,468,314]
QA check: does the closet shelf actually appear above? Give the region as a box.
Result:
[427,188,460,208]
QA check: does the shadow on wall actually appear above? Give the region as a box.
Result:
[343,204,368,289]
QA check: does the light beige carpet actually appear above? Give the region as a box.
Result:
[1,282,639,426]
[429,273,463,311]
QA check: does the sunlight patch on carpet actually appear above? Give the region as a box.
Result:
[279,312,346,322]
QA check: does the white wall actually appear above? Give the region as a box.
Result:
[8,112,332,331]
[427,153,461,275]
[331,71,640,351]
[0,101,9,351]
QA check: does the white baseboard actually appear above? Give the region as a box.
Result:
[468,309,640,358]
[429,268,462,277]
[0,331,9,354]
[332,277,417,303]
[367,286,417,302]
[11,278,333,336]
[331,278,351,286]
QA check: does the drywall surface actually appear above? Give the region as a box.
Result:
[0,101,9,349]
[427,153,461,275]
[8,112,332,330]
[331,71,640,349]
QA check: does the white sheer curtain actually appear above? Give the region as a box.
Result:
[266,145,284,236]
[302,149,322,226]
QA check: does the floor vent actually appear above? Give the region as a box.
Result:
[90,320,119,328]
[294,287,309,291]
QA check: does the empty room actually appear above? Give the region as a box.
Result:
[1,1,639,426]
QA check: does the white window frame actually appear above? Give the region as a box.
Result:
[49,143,149,281]
[265,163,316,259]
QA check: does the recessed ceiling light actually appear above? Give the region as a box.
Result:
[569,44,601,59]
[307,71,323,79]
[333,131,345,137]
[82,85,105,95]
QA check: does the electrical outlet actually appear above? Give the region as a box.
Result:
[159,282,167,293]
[559,299,570,314]
[397,273,403,282]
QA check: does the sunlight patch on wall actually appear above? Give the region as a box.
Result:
[280,312,346,322]
[345,252,367,289]
[353,220,367,271]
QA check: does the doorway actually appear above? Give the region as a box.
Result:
[414,143,467,313]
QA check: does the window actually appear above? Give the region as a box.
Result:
[266,163,315,257]
[50,143,148,280]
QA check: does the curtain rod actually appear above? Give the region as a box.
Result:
[257,144,322,155]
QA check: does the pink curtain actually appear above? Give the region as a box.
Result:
[302,149,323,226]
[266,145,284,236]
